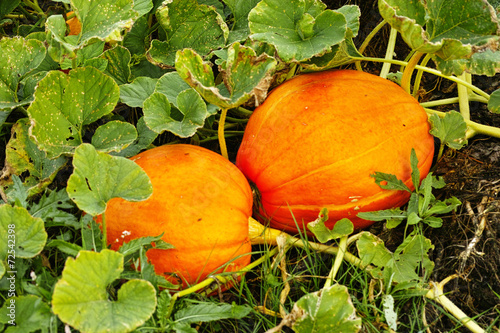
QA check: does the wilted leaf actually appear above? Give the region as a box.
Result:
[52,250,156,333]
[248,0,348,62]
[66,143,152,216]
[2,118,67,197]
[26,67,120,158]
[175,43,276,108]
[0,205,47,260]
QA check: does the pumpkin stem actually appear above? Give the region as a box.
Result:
[218,108,229,159]
[379,27,398,79]
[324,235,348,289]
[401,51,425,94]
[355,19,388,72]
[411,53,432,99]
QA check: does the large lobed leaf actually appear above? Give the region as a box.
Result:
[52,249,156,333]
[66,143,152,216]
[379,0,500,75]
[248,0,348,62]
[26,67,120,158]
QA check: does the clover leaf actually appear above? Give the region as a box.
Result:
[52,249,156,333]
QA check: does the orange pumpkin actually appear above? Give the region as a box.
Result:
[104,144,253,288]
[236,69,435,234]
[66,11,81,36]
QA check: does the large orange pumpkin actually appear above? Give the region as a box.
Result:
[104,144,253,288]
[236,69,435,234]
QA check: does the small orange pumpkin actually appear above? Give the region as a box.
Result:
[236,69,435,234]
[104,144,253,289]
[66,11,81,36]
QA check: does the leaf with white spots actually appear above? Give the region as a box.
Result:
[91,121,138,153]
[143,90,209,138]
[45,0,138,57]
[100,45,132,85]
[148,0,228,67]
[67,143,152,216]
[175,43,277,109]
[2,118,67,198]
[380,0,500,64]
[0,37,46,109]
[26,67,120,159]
[248,0,348,62]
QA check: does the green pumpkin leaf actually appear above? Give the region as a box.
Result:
[488,88,500,114]
[379,0,500,63]
[0,295,51,332]
[52,250,156,333]
[143,90,208,138]
[123,15,150,55]
[66,143,152,216]
[100,45,132,85]
[248,0,348,62]
[0,37,46,109]
[223,0,261,43]
[175,43,277,108]
[0,0,20,20]
[111,117,158,158]
[429,111,468,150]
[290,284,362,332]
[2,118,67,198]
[148,0,228,67]
[308,209,354,243]
[26,67,120,158]
[0,205,47,260]
[299,39,363,71]
[133,0,153,17]
[46,0,137,53]
[154,72,192,108]
[91,120,138,153]
[434,49,500,76]
[120,76,158,108]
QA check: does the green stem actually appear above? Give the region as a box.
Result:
[324,235,348,289]
[22,0,44,16]
[101,213,107,248]
[165,247,280,319]
[350,56,490,100]
[379,27,398,79]
[425,108,500,139]
[401,51,425,94]
[218,108,229,159]
[457,72,472,121]
[412,53,432,98]
[355,19,387,72]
